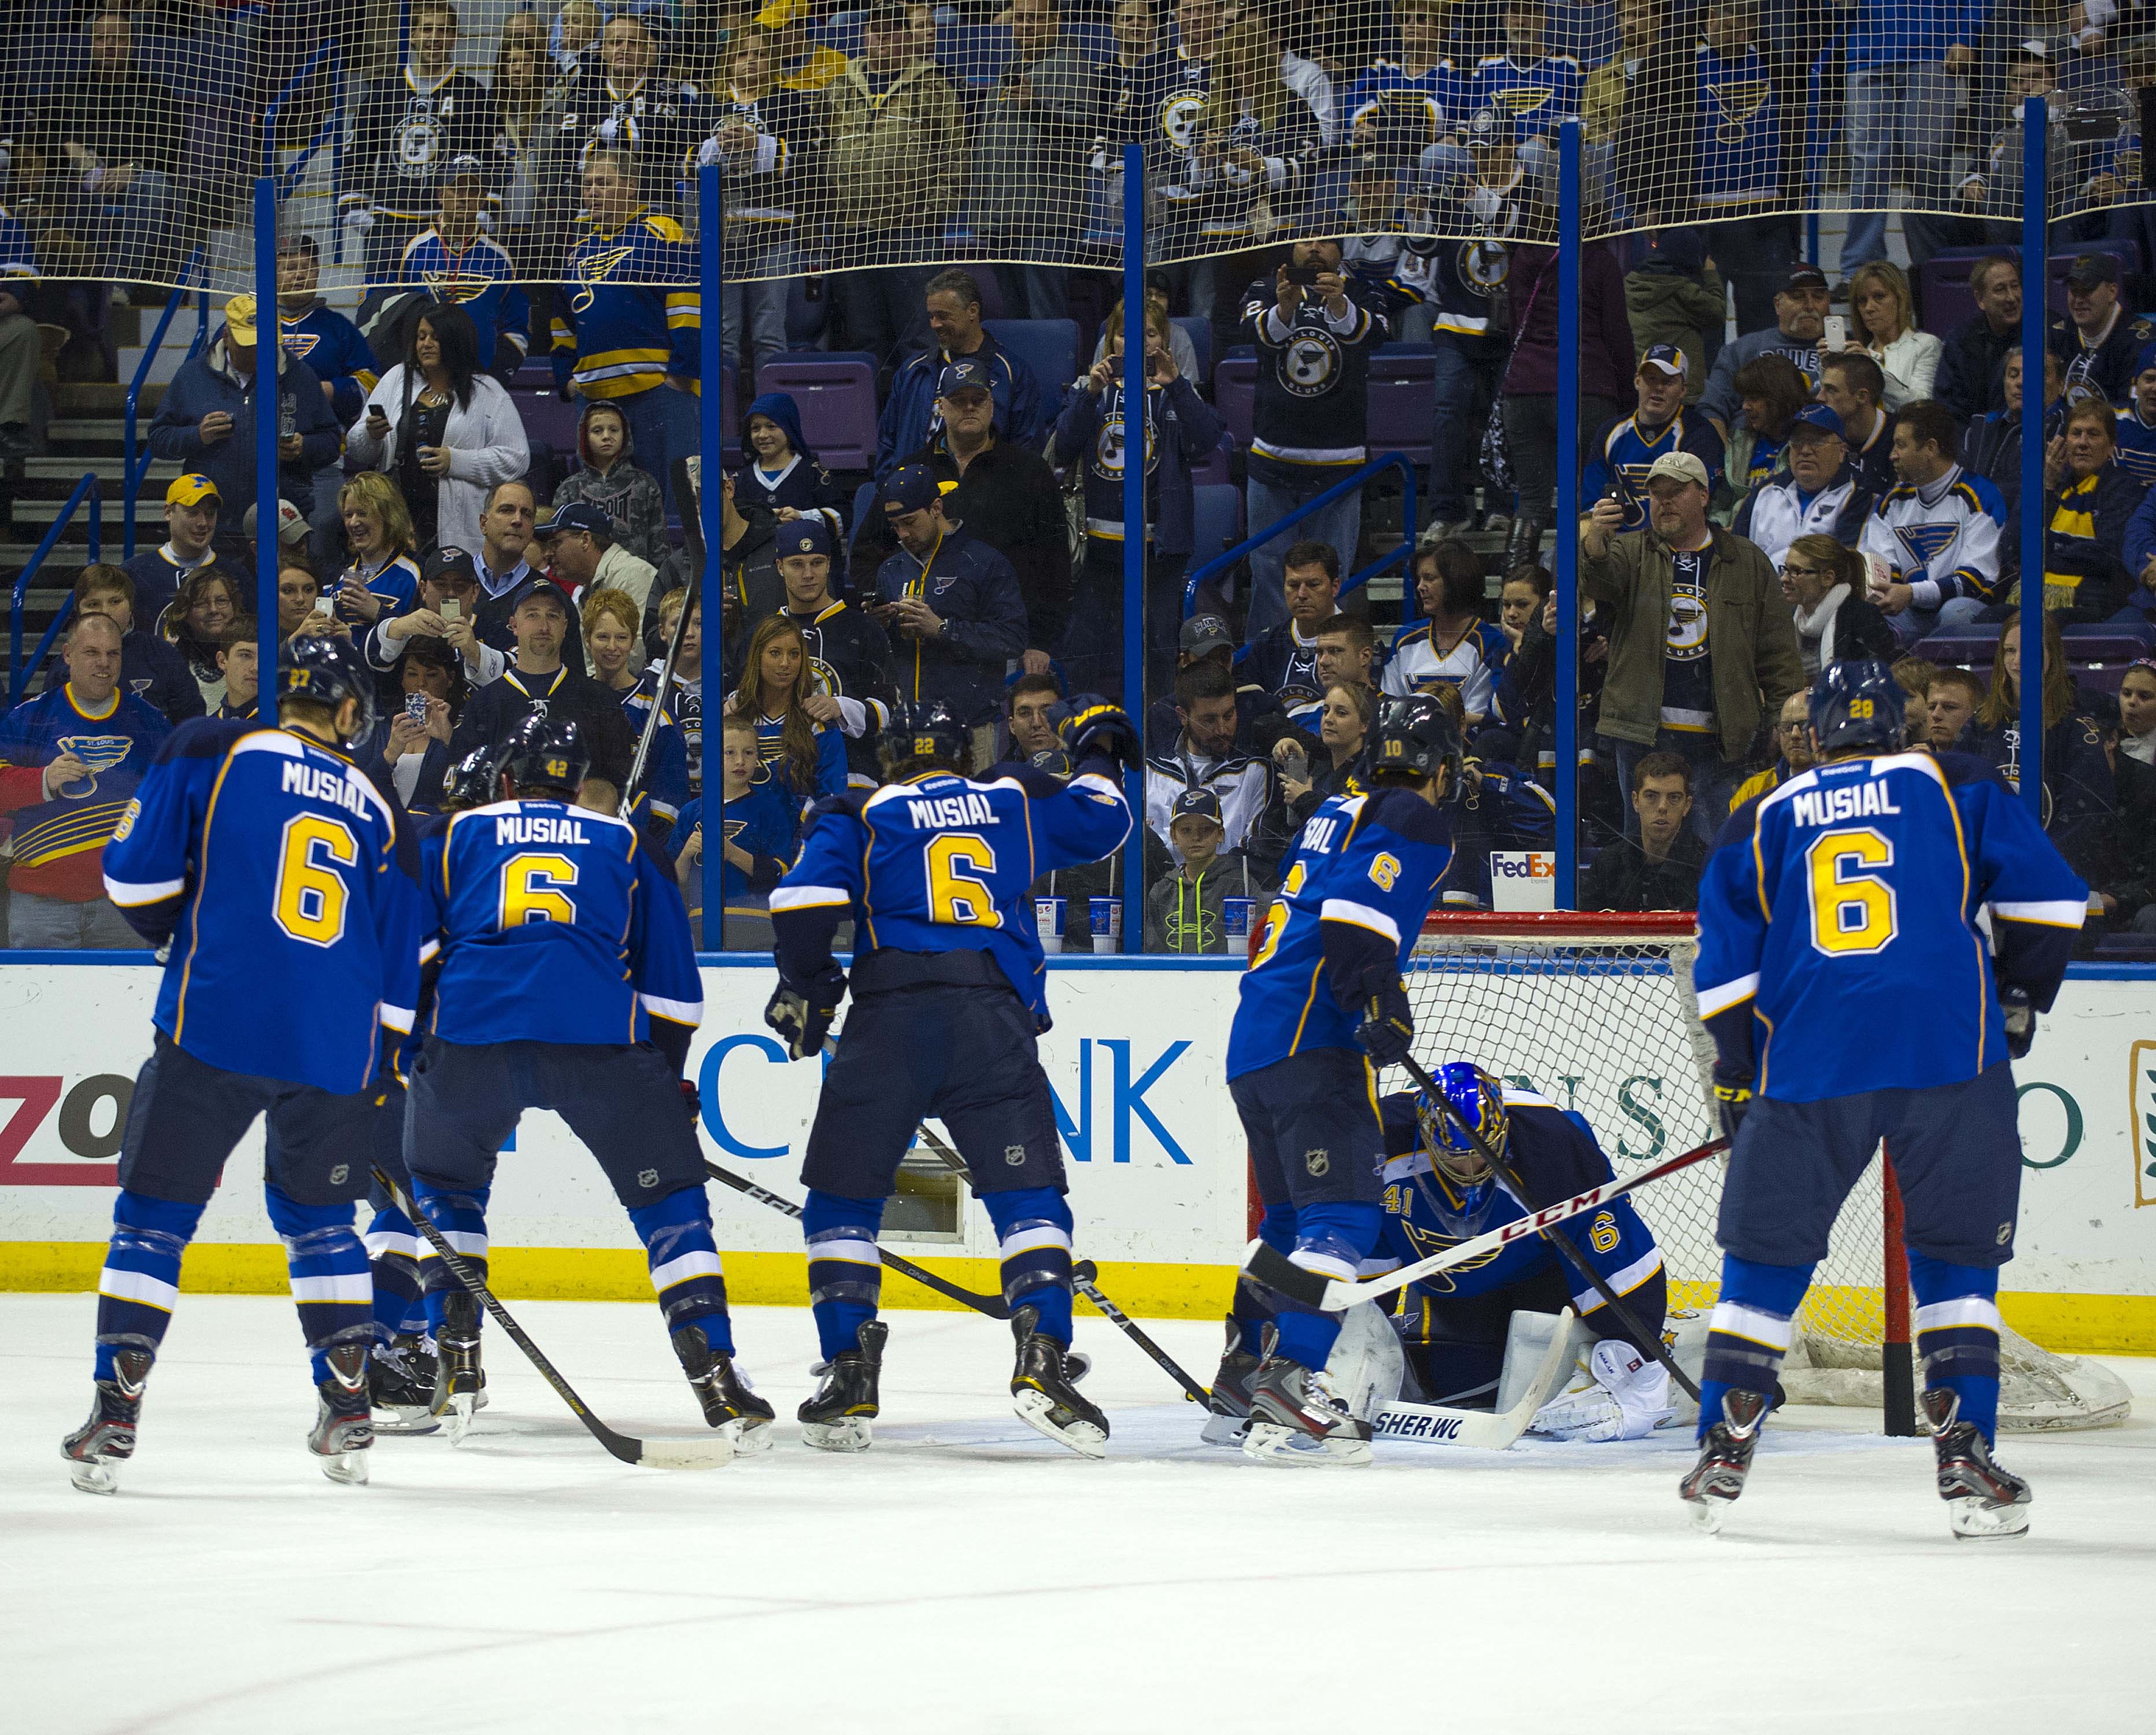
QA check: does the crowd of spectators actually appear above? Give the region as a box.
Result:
[5,1,2156,951]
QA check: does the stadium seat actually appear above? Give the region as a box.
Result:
[511,388,581,462]
[1173,315,1211,382]
[783,277,829,349]
[1190,483,1244,570]
[1188,437,1234,487]
[2062,623,2156,667]
[1214,350,1258,451]
[986,319,1081,394]
[754,354,880,472]
[1367,346,1436,466]
[1916,248,2003,337]
[1915,622,2004,669]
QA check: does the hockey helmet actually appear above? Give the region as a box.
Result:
[1415,1061,1509,1186]
[1809,658,1906,756]
[882,697,968,774]
[276,634,377,745]
[498,713,591,798]
[440,743,501,812]
[1367,693,1464,791]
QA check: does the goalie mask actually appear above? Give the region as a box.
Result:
[1415,1061,1508,1186]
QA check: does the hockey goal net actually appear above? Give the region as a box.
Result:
[1402,913,2129,1433]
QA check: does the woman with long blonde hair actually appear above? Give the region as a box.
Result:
[725,614,849,802]
[1846,260,1943,411]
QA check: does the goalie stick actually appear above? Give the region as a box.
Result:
[1400,1053,1703,1405]
[1373,1310,1578,1450]
[1242,1135,1726,1312]
[372,1166,734,1471]
[911,1120,1212,1405]
[702,1158,1014,1319]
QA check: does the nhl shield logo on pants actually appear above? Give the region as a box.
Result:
[1305,1148,1330,1177]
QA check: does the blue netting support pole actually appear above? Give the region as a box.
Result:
[255,176,279,723]
[700,163,725,946]
[1120,144,1147,951]
[2020,99,2047,824]
[1554,119,1582,909]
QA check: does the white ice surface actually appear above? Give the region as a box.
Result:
[4,1293,2154,1734]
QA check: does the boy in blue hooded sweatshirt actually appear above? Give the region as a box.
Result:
[736,391,852,573]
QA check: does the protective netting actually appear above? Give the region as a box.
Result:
[13,2,2155,298]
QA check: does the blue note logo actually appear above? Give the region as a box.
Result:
[1893,522,1958,573]
[51,734,135,799]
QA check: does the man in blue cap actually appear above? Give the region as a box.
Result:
[860,356,1071,677]
[778,516,896,782]
[867,463,1029,765]
[1730,401,1876,571]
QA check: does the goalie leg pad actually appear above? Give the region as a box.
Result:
[1908,1254,2003,1444]
[1321,1301,1407,1424]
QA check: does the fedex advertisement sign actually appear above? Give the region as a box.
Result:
[1489,851,1556,911]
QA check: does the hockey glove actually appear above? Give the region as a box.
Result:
[337,191,375,238]
[764,966,846,1061]
[1356,981,1415,1069]
[679,1079,702,1125]
[1530,1339,1677,1442]
[1058,695,1143,775]
[2000,985,2036,1060]
[1713,1061,1754,1145]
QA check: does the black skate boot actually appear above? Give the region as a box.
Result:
[309,1341,374,1485]
[1243,1352,1371,1466]
[800,1320,887,1452]
[1200,1317,1264,1446]
[1680,1389,1770,1533]
[672,1323,774,1453]
[371,1334,441,1435]
[1011,1305,1110,1459]
[431,1293,484,1443]
[1921,1387,2032,1539]
[60,1349,153,1495]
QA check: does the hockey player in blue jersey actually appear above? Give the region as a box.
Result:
[64,637,424,1492]
[1367,1068,1673,1438]
[1687,661,2087,1537]
[1209,694,1461,1465]
[405,714,767,1450]
[764,696,1141,1457]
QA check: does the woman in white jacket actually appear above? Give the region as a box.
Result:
[1847,260,1943,412]
[346,300,530,557]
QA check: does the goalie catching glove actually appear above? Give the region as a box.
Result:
[1057,695,1142,774]
[764,965,846,1061]
[1357,981,1415,1068]
[1530,1339,1676,1442]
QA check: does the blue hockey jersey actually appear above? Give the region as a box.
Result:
[426,798,702,1048]
[1371,1088,1662,1317]
[1582,408,1727,533]
[770,763,1133,1018]
[1466,53,1582,141]
[1227,786,1454,1080]
[400,227,532,374]
[1695,749,2087,1102]
[550,209,700,400]
[279,304,379,427]
[1691,41,1783,208]
[101,720,424,1094]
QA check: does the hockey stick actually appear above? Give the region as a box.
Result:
[372,1167,733,1471]
[1397,1054,1703,1404]
[909,1121,1212,1404]
[1373,1311,1578,1450]
[627,569,698,804]
[1244,1134,1726,1312]
[701,1157,1013,1319]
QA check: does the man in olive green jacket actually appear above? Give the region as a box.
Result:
[1580,449,1804,840]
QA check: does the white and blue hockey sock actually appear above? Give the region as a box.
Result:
[803,1190,885,1361]
[363,1200,427,1339]
[1908,1255,2003,1441]
[1698,1255,1815,1439]
[413,1182,491,1337]
[92,1190,205,1380]
[1235,1201,1297,1354]
[630,1187,733,1352]
[265,1184,375,1383]
[1270,1204,1385,1372]
[983,1187,1075,1345]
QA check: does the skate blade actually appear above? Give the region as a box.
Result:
[440,1393,477,1445]
[1199,1408,1251,1446]
[1241,1420,1371,1468]
[719,1416,776,1456]
[1011,1387,1108,1459]
[319,1449,371,1486]
[1684,1495,1726,1535]
[1947,1496,2030,1539]
[371,1405,442,1436]
[66,1457,121,1496]
[801,1416,874,1452]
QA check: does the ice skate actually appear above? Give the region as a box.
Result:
[800,1320,886,1452]
[1242,1353,1371,1466]
[1009,1305,1108,1459]
[60,1349,153,1495]
[672,1323,774,1453]
[309,1342,375,1485]
[1200,1317,1263,1446]
[371,1334,441,1435]
[431,1293,484,1444]
[1921,1388,2031,1540]
[1680,1389,1769,1533]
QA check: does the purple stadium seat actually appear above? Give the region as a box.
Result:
[1367,347,1436,466]
[1189,438,1234,486]
[753,355,879,471]
[1214,352,1258,452]
[1190,483,1244,567]
[1916,249,1999,339]
[512,389,580,459]
[1915,622,2003,669]
[2076,661,2129,696]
